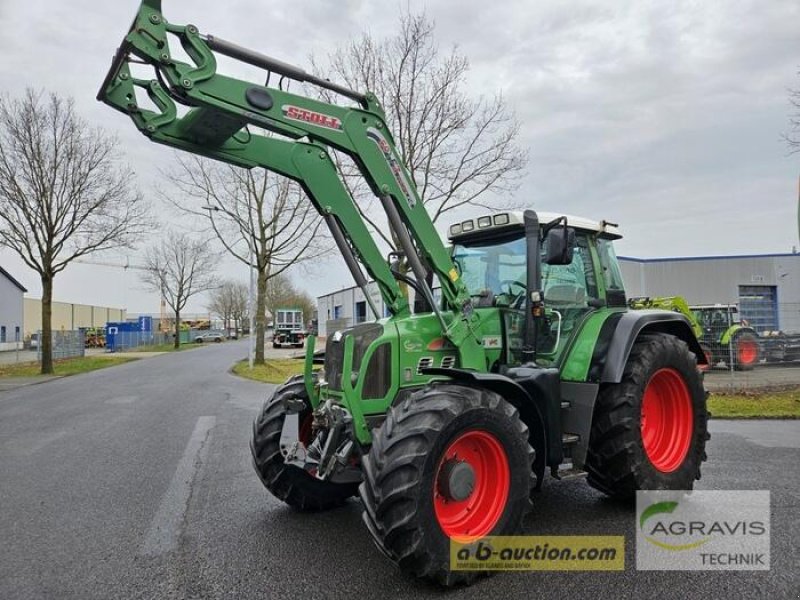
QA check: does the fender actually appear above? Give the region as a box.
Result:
[422,367,549,489]
[721,324,758,346]
[597,310,706,383]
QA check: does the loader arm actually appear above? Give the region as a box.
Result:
[98,0,485,366]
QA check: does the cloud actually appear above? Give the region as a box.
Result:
[0,0,798,311]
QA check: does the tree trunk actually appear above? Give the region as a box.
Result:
[255,270,267,365]
[40,274,54,375]
[174,310,181,349]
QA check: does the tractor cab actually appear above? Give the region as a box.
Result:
[691,304,742,337]
[448,211,625,366]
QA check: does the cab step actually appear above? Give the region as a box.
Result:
[561,433,579,445]
[552,463,587,480]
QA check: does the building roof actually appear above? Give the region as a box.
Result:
[619,252,799,264]
[0,265,27,292]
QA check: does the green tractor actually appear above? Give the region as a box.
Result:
[98,1,710,585]
[628,297,760,372]
[690,304,760,371]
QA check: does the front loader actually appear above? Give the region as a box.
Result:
[98,1,710,585]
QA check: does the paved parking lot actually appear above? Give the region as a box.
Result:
[0,340,797,599]
[705,362,800,391]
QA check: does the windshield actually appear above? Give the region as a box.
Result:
[693,307,740,328]
[452,235,526,306]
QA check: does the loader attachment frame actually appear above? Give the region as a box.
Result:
[97,0,486,367]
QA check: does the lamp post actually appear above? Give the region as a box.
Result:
[202,204,256,369]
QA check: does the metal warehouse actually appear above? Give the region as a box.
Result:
[620,253,799,334]
[318,252,800,337]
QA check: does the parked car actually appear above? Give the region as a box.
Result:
[28,333,39,350]
[194,332,224,343]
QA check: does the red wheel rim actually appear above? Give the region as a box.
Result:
[640,368,693,473]
[737,339,757,365]
[434,430,510,540]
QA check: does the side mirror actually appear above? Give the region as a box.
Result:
[544,226,576,265]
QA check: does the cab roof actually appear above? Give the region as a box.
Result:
[447,210,622,241]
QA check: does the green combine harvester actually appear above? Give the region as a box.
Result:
[98,1,710,585]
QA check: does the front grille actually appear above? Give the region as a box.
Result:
[362,342,392,399]
[325,333,345,390]
[324,323,384,391]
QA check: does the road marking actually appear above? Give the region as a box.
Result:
[140,416,216,556]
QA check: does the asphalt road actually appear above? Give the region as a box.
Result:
[0,341,797,599]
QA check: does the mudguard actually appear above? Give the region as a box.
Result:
[596,310,706,383]
[422,367,549,489]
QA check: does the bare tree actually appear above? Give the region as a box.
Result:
[312,11,528,248]
[141,232,219,348]
[166,156,327,363]
[264,273,316,327]
[208,280,248,335]
[785,73,800,154]
[229,282,248,335]
[0,89,148,373]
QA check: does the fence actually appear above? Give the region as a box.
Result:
[105,329,211,352]
[106,331,165,352]
[36,330,85,361]
[685,302,800,392]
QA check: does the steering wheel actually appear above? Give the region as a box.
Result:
[497,280,527,308]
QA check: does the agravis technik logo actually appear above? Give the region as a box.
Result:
[636,491,770,570]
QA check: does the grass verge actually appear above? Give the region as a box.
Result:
[709,388,800,418]
[229,359,799,418]
[231,358,304,384]
[0,355,137,378]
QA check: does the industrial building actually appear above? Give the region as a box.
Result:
[317,252,800,337]
[0,266,27,351]
[23,299,127,341]
[619,253,799,333]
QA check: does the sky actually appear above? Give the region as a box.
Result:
[0,0,798,315]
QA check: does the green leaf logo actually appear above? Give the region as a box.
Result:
[640,501,709,551]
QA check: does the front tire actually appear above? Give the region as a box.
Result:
[251,377,359,510]
[586,333,709,499]
[359,384,534,586]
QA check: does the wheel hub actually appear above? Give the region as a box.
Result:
[437,459,475,502]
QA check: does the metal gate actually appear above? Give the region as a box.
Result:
[738,285,778,333]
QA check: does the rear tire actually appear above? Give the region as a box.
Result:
[251,377,359,510]
[586,333,709,499]
[359,383,534,586]
[732,331,759,371]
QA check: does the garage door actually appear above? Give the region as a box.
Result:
[738,285,778,332]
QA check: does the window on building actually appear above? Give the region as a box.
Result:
[15,327,20,342]
[333,305,342,320]
[0,326,5,343]
[355,301,367,324]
